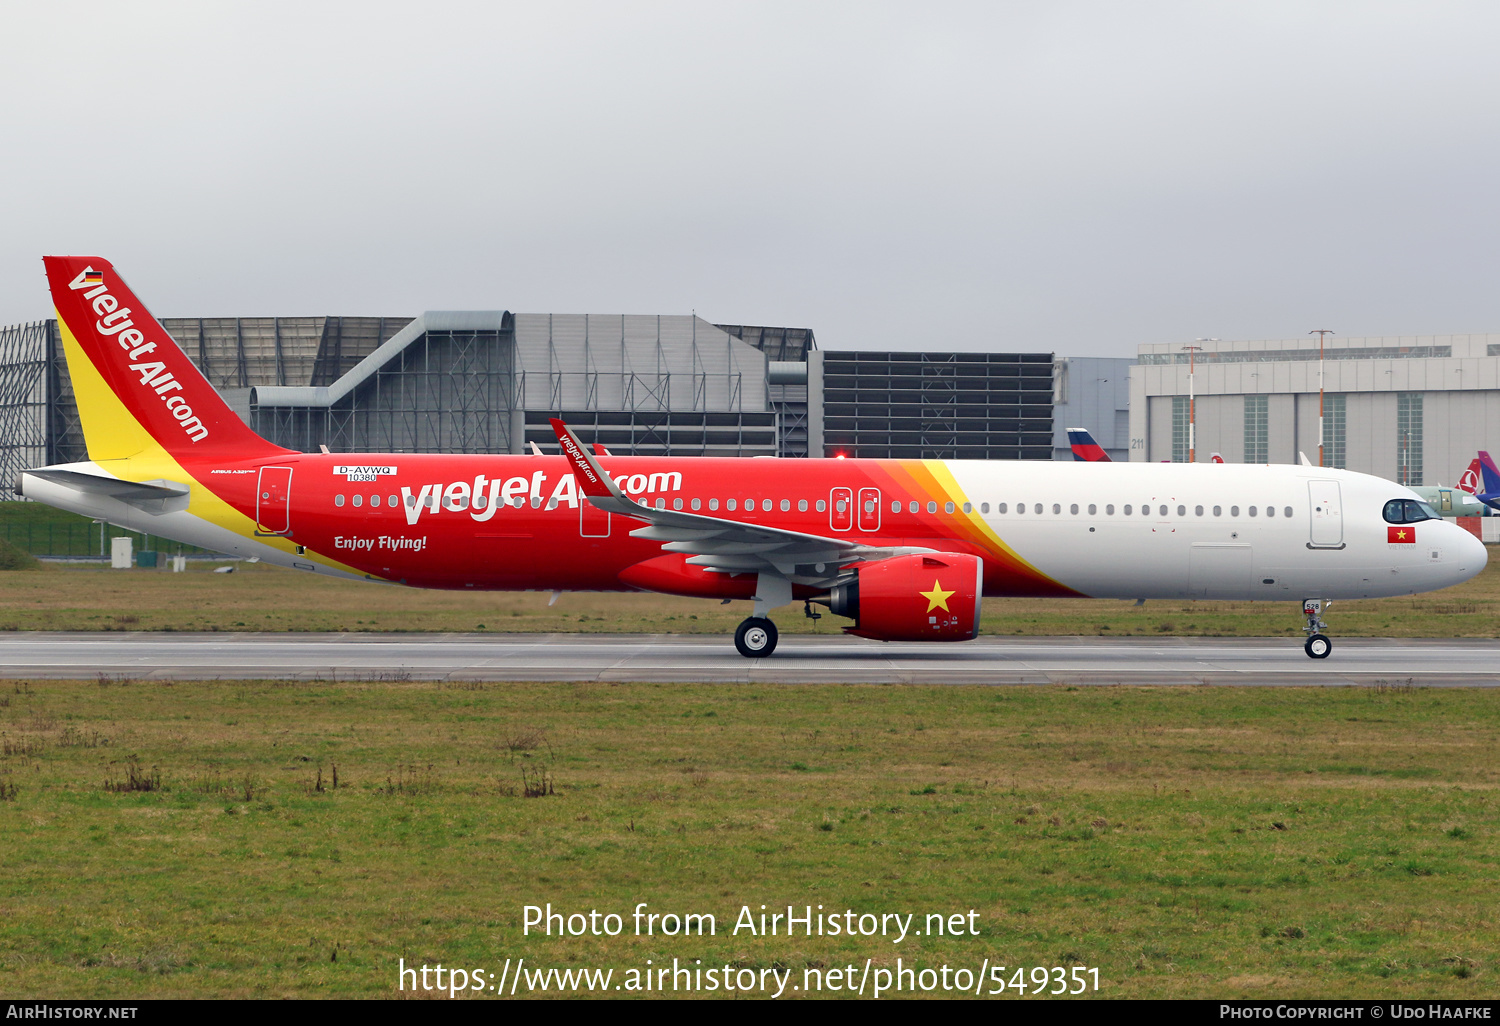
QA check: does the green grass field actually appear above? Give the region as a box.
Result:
[2,552,1499,639]
[0,679,1495,999]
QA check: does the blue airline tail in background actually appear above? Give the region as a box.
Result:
[1475,451,1500,512]
[1066,428,1110,462]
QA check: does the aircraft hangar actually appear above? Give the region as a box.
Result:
[0,309,1075,495]
[1129,334,1500,490]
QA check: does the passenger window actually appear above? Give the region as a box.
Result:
[1283,506,1292,518]
[472,495,485,509]
[371,495,381,508]
[997,503,1008,513]
[1230,505,1240,516]
[728,499,738,511]
[388,495,398,507]
[1194,505,1203,516]
[1070,504,1079,515]
[763,499,773,512]
[531,496,542,509]
[335,494,345,507]
[1034,504,1043,514]
[891,500,901,513]
[981,502,990,514]
[1248,506,1258,517]
[780,499,790,512]
[799,499,808,512]
[1123,504,1131,515]
[1176,505,1185,517]
[1052,503,1061,514]
[352,494,363,508]
[909,500,919,513]
[928,501,937,513]
[692,498,701,510]
[1016,503,1025,514]
[1087,504,1096,515]
[816,500,826,512]
[963,502,972,514]
[1159,505,1167,517]
[1266,505,1275,517]
[1213,505,1222,516]
[675,498,684,510]
[945,501,955,514]
[1105,504,1114,515]
[709,498,719,510]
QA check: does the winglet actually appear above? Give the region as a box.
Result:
[550,418,624,500]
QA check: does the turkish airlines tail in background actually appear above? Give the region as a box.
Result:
[1456,456,1484,496]
[42,256,286,464]
[1065,428,1110,462]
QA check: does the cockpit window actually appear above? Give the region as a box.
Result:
[1384,499,1439,524]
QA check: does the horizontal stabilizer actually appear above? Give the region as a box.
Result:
[17,465,190,513]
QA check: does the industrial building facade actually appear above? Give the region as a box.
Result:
[1129,334,1500,488]
[0,309,1080,497]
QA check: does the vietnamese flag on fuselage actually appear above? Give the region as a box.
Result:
[1388,525,1416,544]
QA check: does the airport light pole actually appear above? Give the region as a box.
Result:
[1310,330,1334,467]
[1185,340,1214,463]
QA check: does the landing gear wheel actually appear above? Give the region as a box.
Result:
[734,617,778,658]
[1304,634,1332,659]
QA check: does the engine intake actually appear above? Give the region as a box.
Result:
[815,552,983,642]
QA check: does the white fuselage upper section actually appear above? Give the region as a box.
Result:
[940,461,1485,600]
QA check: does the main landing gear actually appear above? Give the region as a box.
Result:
[735,617,778,657]
[1302,598,1332,659]
[734,573,793,658]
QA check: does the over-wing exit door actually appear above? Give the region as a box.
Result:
[256,466,293,535]
[858,487,881,531]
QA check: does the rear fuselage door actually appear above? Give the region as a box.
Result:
[1308,480,1344,548]
[256,466,293,536]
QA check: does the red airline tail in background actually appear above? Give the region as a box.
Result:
[1457,456,1484,494]
[42,255,285,464]
[1065,428,1110,462]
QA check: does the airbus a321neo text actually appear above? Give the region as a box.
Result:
[16,257,1486,659]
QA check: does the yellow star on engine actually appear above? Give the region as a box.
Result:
[920,579,955,613]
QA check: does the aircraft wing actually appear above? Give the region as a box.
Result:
[550,419,913,583]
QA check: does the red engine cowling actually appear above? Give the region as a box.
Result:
[823,553,983,642]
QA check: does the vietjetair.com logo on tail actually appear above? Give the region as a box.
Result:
[65,265,209,444]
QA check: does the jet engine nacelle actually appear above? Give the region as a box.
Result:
[821,552,983,642]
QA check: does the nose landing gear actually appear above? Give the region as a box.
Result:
[1302,598,1332,659]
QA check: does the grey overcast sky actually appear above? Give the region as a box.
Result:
[2,2,1497,356]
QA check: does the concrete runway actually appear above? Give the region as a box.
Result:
[0,632,1497,685]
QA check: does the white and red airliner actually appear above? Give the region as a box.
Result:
[16,257,1487,658]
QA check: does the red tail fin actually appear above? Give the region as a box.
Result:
[1458,456,1483,494]
[43,256,284,462]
